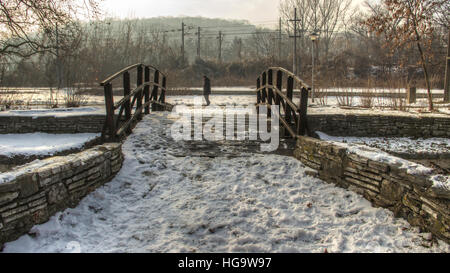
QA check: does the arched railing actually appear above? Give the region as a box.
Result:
[100,63,173,141]
[256,67,310,138]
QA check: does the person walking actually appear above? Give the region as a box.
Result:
[203,75,211,106]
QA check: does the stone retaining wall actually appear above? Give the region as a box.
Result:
[294,136,450,243]
[0,115,105,134]
[0,143,123,244]
[307,113,450,137]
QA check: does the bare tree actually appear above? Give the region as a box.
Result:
[0,0,100,59]
[280,0,352,65]
[363,0,447,111]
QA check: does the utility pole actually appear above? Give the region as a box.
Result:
[197,27,201,59]
[289,8,301,76]
[279,18,282,61]
[217,31,224,62]
[181,22,185,62]
[444,28,450,102]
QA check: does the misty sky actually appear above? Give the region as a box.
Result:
[101,0,285,25]
[101,0,366,28]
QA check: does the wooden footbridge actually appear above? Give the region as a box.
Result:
[99,64,311,148]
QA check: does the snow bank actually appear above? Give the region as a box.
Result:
[0,107,105,118]
[0,133,100,158]
[315,131,450,155]
[319,136,433,176]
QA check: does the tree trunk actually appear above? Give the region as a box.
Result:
[444,29,450,103]
[416,41,433,111]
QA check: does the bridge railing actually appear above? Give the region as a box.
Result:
[100,63,172,141]
[256,67,311,138]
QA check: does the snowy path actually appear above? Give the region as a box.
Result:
[3,112,449,253]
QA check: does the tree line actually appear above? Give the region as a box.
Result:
[0,0,448,107]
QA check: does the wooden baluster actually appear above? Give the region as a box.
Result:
[267,69,273,117]
[256,77,261,116]
[144,66,150,114]
[123,72,131,134]
[152,70,159,111]
[136,65,143,120]
[160,75,167,104]
[286,76,294,125]
[256,77,261,104]
[103,83,116,141]
[297,87,309,136]
[261,71,267,103]
[267,69,274,105]
[275,70,282,135]
[275,70,282,108]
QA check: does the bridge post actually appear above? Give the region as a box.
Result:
[297,87,308,136]
[136,65,143,120]
[285,76,294,138]
[275,70,286,137]
[275,70,282,107]
[160,76,167,104]
[144,66,150,114]
[267,69,273,117]
[256,77,261,116]
[123,72,132,134]
[103,83,116,141]
[286,76,294,124]
[152,71,160,111]
[261,71,267,103]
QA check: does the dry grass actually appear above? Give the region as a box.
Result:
[336,87,354,107]
[64,87,88,108]
[313,87,328,106]
[46,88,59,108]
[0,88,27,110]
[384,87,407,111]
[359,90,375,108]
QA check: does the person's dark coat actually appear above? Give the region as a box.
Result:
[203,77,211,95]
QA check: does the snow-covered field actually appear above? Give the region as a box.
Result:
[0,107,105,117]
[0,133,100,157]
[3,112,448,253]
[316,131,450,156]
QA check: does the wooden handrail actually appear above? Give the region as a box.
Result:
[100,63,143,86]
[100,63,171,141]
[255,67,310,139]
[256,103,297,138]
[100,63,168,86]
[266,67,310,89]
[256,84,299,112]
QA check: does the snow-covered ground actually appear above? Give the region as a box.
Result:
[0,132,100,157]
[3,112,448,253]
[0,107,105,117]
[316,131,450,155]
[316,131,449,190]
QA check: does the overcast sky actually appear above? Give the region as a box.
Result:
[101,0,287,24]
[100,0,365,27]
